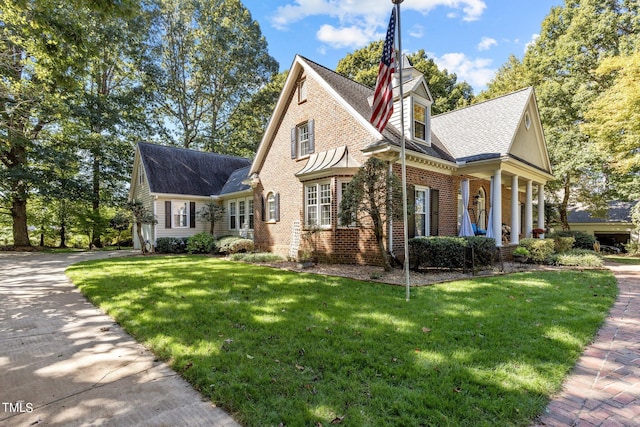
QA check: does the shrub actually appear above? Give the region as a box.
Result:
[408,236,495,271]
[230,252,283,263]
[186,232,216,254]
[625,241,640,256]
[156,237,188,254]
[216,236,254,254]
[549,249,604,267]
[554,236,575,253]
[519,238,555,263]
[513,246,530,257]
[548,230,596,250]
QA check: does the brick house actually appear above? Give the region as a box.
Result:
[248,55,554,264]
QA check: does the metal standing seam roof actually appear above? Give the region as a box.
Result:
[137,142,252,196]
[295,146,361,176]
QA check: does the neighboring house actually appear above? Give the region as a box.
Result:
[129,142,252,250]
[248,55,555,265]
[567,201,639,247]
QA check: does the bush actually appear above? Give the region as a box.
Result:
[519,238,555,263]
[625,241,640,256]
[230,252,284,263]
[409,236,496,271]
[548,230,596,250]
[216,236,254,254]
[549,249,604,267]
[156,237,188,254]
[554,236,575,253]
[187,232,216,254]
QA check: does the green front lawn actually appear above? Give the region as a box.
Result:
[67,256,617,427]
[605,254,640,265]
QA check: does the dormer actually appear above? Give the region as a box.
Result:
[389,55,434,145]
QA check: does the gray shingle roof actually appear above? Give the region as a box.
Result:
[300,56,528,164]
[431,87,533,162]
[138,142,251,196]
[567,201,635,223]
[219,166,251,195]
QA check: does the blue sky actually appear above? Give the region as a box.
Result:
[242,0,563,93]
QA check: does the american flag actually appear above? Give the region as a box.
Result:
[370,8,396,133]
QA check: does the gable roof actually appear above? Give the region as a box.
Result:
[431,87,534,162]
[568,201,635,224]
[251,54,551,178]
[137,142,251,196]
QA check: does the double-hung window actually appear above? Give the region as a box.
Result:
[414,102,427,142]
[173,201,188,228]
[306,182,331,227]
[291,120,314,159]
[238,201,246,229]
[415,186,430,236]
[337,180,355,226]
[229,201,237,230]
[248,199,254,229]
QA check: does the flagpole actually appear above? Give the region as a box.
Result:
[391,0,410,301]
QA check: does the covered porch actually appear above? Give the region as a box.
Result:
[459,156,555,247]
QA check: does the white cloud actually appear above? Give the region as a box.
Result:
[477,37,497,51]
[270,0,487,31]
[316,24,377,49]
[435,52,496,91]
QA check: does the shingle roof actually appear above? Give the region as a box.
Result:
[219,166,251,195]
[299,56,523,164]
[431,87,533,162]
[138,142,251,196]
[567,201,635,224]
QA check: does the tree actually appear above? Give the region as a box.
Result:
[128,199,157,254]
[109,211,130,250]
[339,158,404,271]
[221,71,288,157]
[150,0,278,152]
[583,53,640,179]
[198,202,225,236]
[336,42,474,114]
[1,1,87,246]
[480,0,640,228]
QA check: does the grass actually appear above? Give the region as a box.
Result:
[604,254,640,265]
[67,256,617,427]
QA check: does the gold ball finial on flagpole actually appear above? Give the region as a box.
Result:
[391,0,404,4]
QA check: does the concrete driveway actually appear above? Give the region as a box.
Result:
[0,251,240,427]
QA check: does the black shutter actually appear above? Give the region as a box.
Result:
[308,119,315,154]
[189,202,196,228]
[261,195,266,221]
[430,189,439,236]
[291,127,297,159]
[274,193,280,222]
[165,201,171,229]
[407,184,416,238]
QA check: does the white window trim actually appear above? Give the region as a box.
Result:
[228,201,237,230]
[228,197,254,231]
[305,181,331,229]
[298,122,310,157]
[172,199,189,229]
[415,186,430,237]
[267,192,276,223]
[298,78,307,103]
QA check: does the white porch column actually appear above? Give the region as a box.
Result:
[511,175,520,245]
[525,180,533,238]
[493,169,503,247]
[537,184,545,238]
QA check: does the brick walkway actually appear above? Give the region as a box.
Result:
[533,262,640,426]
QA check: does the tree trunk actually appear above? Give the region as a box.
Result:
[91,153,103,248]
[11,192,31,247]
[560,177,571,230]
[59,222,67,248]
[136,222,147,254]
